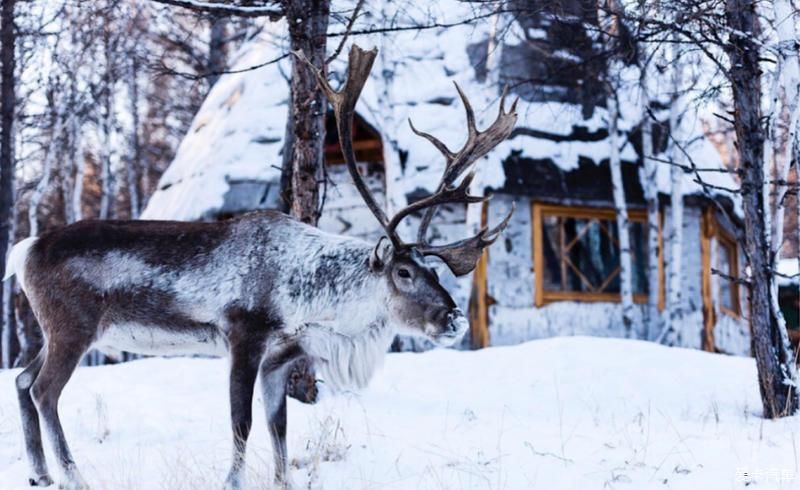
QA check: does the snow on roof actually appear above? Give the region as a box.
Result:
[142,24,289,220]
[142,0,737,221]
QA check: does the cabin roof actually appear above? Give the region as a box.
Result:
[142,0,739,222]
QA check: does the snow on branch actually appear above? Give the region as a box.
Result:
[149,0,283,20]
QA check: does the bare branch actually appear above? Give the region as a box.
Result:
[149,0,283,20]
[711,267,751,286]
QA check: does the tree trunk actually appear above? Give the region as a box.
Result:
[641,99,660,339]
[29,114,64,237]
[765,0,800,342]
[608,91,635,335]
[99,21,115,221]
[127,59,141,219]
[208,14,229,87]
[598,0,634,337]
[0,0,15,369]
[770,0,800,259]
[279,0,330,225]
[726,0,798,418]
[598,0,635,335]
[62,113,76,224]
[663,40,686,345]
[72,125,85,222]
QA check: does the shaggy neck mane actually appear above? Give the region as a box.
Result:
[275,235,397,391]
[297,320,395,392]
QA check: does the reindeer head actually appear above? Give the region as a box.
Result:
[295,45,517,346]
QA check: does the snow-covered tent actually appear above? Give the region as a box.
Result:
[142,1,750,355]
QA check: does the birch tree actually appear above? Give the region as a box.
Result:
[28,106,65,236]
[635,0,663,338]
[666,38,686,343]
[639,67,660,339]
[599,0,635,334]
[767,0,800,335]
[98,7,117,220]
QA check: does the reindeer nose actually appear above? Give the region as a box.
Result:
[446,310,468,334]
[445,312,458,333]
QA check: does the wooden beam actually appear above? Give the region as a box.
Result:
[469,201,490,349]
[538,290,650,305]
[701,207,716,352]
[532,202,544,307]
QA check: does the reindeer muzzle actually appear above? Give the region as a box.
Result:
[434,310,468,346]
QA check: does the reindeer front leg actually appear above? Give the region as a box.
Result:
[260,345,304,488]
[223,308,276,490]
[223,343,262,490]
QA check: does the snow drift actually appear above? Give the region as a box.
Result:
[0,337,796,489]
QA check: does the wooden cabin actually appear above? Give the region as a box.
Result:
[142,0,751,355]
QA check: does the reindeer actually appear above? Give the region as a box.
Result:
[4,45,516,490]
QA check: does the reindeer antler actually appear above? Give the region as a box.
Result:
[295,45,517,277]
[391,83,518,276]
[409,84,517,245]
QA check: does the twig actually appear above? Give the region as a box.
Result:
[155,53,289,81]
[523,442,574,464]
[325,0,365,65]
[710,267,751,286]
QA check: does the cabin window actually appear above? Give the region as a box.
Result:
[532,203,655,306]
[716,229,740,317]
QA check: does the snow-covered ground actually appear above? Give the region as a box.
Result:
[0,337,797,489]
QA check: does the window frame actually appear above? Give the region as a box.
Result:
[715,226,741,318]
[531,202,662,307]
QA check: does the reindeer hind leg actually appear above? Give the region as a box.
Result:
[260,345,304,488]
[30,338,90,490]
[223,344,262,490]
[16,348,53,487]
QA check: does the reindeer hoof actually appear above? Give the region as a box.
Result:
[28,475,54,487]
[57,474,89,490]
[273,475,295,490]
[223,472,243,490]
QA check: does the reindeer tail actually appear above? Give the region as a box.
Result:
[4,236,38,292]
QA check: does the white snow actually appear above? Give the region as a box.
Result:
[0,337,796,489]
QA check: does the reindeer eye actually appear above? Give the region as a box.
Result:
[397,268,412,279]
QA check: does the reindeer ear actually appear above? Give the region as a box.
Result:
[369,237,393,272]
